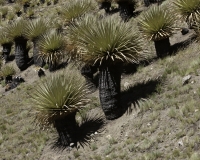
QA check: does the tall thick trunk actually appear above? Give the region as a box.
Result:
[33,40,45,67]
[99,66,122,120]
[118,2,134,21]
[15,37,28,71]
[154,38,170,58]
[54,112,77,146]
[99,2,111,14]
[2,43,12,62]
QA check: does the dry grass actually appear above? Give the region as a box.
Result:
[0,0,200,160]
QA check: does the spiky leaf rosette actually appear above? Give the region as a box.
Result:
[173,0,200,27]
[38,30,65,64]
[0,29,12,45]
[69,15,145,67]
[60,0,97,24]
[4,19,27,40]
[31,67,90,128]
[138,5,177,41]
[0,7,8,18]
[24,18,50,41]
[194,19,200,39]
[0,65,16,78]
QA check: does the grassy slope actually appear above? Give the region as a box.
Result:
[1,41,200,160]
[1,1,200,160]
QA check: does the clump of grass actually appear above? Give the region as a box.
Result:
[0,65,16,78]
[0,6,8,19]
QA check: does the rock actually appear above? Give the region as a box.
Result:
[106,135,112,140]
[124,82,130,88]
[70,143,74,147]
[95,132,98,135]
[182,75,191,85]
[125,132,128,137]
[178,140,184,147]
[195,109,199,112]
[181,28,189,35]
[147,123,151,126]
[90,134,94,137]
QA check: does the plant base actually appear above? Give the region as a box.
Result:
[99,66,122,120]
[154,38,170,58]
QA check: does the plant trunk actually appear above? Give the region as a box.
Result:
[33,40,45,67]
[154,38,170,58]
[48,62,57,72]
[15,37,28,71]
[99,65,122,120]
[118,2,134,22]
[2,43,12,62]
[99,2,111,14]
[54,112,77,146]
[81,64,98,89]
[144,0,150,6]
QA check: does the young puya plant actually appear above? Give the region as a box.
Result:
[0,29,13,62]
[69,15,145,120]
[173,0,200,29]
[5,19,29,71]
[138,5,178,58]
[59,0,97,26]
[96,0,112,13]
[114,0,137,21]
[31,66,90,146]
[24,18,50,67]
[38,30,65,72]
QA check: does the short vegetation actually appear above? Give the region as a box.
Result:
[1,0,200,159]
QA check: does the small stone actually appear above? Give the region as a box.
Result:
[95,132,98,135]
[195,109,199,112]
[90,134,94,137]
[178,140,184,147]
[194,91,197,94]
[106,135,112,140]
[191,81,194,84]
[182,75,192,85]
[150,67,153,70]
[124,82,130,88]
[125,132,128,137]
[70,143,74,147]
[181,28,189,35]
[147,123,151,126]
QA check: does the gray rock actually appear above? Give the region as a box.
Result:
[182,75,191,85]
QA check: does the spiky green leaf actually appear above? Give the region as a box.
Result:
[173,0,200,27]
[24,18,50,41]
[31,66,90,128]
[138,5,177,41]
[38,30,65,64]
[60,0,97,24]
[69,15,145,66]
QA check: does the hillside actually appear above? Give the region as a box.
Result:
[0,0,200,160]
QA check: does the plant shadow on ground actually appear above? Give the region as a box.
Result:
[170,33,197,56]
[122,57,157,75]
[121,78,161,114]
[50,112,106,151]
